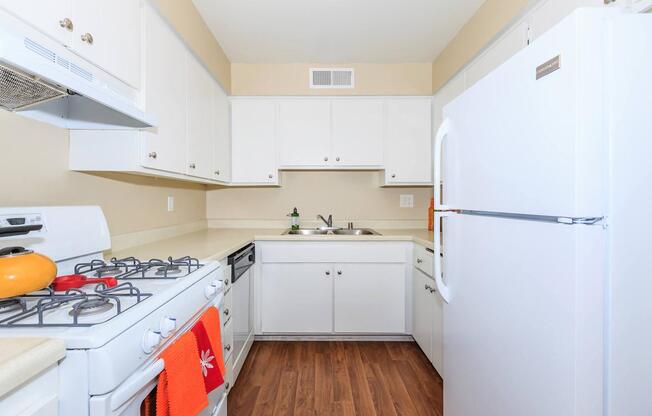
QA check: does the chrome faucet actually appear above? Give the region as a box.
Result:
[317,214,333,228]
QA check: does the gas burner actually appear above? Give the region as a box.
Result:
[94,266,122,277]
[155,265,182,276]
[69,298,114,317]
[0,298,25,314]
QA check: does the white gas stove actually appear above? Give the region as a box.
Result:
[0,206,226,416]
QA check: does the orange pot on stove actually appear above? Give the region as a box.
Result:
[0,246,57,298]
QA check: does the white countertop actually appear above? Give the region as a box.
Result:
[0,337,66,398]
[107,228,435,261]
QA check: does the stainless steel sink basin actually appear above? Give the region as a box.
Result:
[283,228,381,236]
[332,228,380,236]
[284,229,329,235]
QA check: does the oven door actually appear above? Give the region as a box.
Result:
[89,299,227,416]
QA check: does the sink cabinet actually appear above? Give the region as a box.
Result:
[258,242,409,334]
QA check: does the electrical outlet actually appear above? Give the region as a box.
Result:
[167,196,174,212]
[400,194,414,208]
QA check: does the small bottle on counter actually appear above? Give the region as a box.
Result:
[288,207,300,230]
[428,197,434,231]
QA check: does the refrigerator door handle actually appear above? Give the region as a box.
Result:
[434,118,451,211]
[434,211,451,303]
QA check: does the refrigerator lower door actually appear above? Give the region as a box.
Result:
[443,214,605,416]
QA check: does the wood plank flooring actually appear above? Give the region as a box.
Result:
[228,341,443,416]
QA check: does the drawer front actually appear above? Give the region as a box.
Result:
[225,355,234,394]
[261,242,409,263]
[414,244,434,277]
[222,318,234,362]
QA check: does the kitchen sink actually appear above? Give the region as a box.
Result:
[284,229,329,235]
[283,228,381,236]
[332,228,380,236]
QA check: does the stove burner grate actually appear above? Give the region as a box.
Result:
[94,266,122,277]
[0,298,26,314]
[69,298,114,317]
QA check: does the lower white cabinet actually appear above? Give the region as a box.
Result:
[258,242,409,334]
[333,263,405,333]
[261,263,333,333]
[412,265,444,375]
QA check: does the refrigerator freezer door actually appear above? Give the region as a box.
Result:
[441,10,611,218]
[607,14,652,416]
[443,214,605,416]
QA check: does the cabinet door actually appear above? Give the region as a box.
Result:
[331,100,384,167]
[385,99,432,184]
[431,285,444,375]
[141,3,187,173]
[231,100,278,184]
[71,0,141,88]
[412,269,434,361]
[278,100,331,167]
[333,263,405,333]
[213,83,231,182]
[186,57,215,179]
[465,20,529,89]
[0,0,72,45]
[261,264,333,333]
[529,0,603,41]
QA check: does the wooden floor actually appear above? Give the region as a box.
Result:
[227,341,443,416]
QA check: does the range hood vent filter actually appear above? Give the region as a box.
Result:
[0,63,67,111]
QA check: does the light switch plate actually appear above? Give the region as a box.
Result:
[167,196,175,212]
[400,194,414,208]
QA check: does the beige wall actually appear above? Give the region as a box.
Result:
[206,171,433,223]
[0,112,206,236]
[432,0,533,93]
[231,63,433,96]
[152,0,231,93]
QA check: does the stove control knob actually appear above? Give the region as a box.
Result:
[159,316,177,338]
[204,284,218,299]
[142,330,162,354]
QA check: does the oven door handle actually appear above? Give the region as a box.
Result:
[110,359,165,411]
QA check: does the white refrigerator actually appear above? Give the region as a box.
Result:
[433,8,652,416]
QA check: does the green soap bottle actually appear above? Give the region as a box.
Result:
[289,207,300,230]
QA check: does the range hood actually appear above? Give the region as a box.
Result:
[0,13,156,130]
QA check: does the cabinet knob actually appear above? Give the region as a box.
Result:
[81,32,94,45]
[336,157,340,162]
[324,157,329,162]
[148,152,157,159]
[325,271,331,276]
[391,174,397,179]
[430,288,437,294]
[416,258,423,264]
[189,163,196,169]
[224,308,230,316]
[268,174,273,179]
[225,382,230,391]
[59,18,73,31]
[337,270,342,276]
[425,284,431,291]
[215,170,220,175]
[225,344,231,351]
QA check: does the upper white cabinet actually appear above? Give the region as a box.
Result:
[278,100,331,167]
[0,0,141,88]
[187,57,216,180]
[231,100,278,185]
[213,84,231,183]
[331,100,384,167]
[384,98,433,185]
[0,0,71,45]
[141,4,187,174]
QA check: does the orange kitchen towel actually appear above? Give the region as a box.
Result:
[199,307,225,377]
[156,332,208,416]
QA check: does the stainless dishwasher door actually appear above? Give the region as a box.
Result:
[232,266,252,364]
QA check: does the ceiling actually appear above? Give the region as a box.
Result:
[193,0,485,63]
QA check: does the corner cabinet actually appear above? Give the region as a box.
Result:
[69,3,231,185]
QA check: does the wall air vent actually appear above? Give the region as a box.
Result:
[310,68,354,89]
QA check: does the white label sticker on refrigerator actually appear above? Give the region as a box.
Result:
[536,55,561,80]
